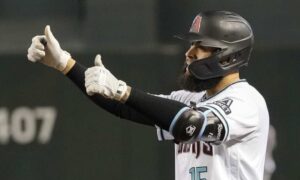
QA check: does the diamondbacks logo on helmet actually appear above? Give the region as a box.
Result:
[190,15,202,33]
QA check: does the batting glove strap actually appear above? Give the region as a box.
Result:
[114,80,128,102]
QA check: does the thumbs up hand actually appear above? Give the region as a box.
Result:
[27,25,71,72]
[85,54,128,101]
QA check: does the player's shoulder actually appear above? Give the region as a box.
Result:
[206,79,267,110]
[220,79,268,111]
[230,80,266,104]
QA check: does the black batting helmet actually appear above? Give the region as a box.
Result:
[176,10,254,80]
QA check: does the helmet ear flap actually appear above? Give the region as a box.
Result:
[219,53,240,67]
[219,48,251,69]
[219,57,233,67]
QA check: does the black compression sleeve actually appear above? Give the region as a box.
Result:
[66,62,155,126]
[126,88,188,130]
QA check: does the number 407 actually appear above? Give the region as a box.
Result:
[0,107,57,145]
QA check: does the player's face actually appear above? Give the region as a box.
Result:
[178,42,222,92]
[184,42,214,75]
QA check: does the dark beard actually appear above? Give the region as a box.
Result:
[178,64,223,92]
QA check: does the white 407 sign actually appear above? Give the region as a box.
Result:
[0,107,57,145]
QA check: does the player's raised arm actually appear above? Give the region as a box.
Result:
[85,55,226,143]
[26,25,155,127]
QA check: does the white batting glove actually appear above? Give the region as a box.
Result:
[85,54,128,101]
[27,25,71,71]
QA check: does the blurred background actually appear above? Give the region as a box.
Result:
[0,0,299,179]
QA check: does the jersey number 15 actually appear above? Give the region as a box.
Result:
[189,166,207,180]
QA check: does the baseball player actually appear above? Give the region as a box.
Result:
[27,10,269,180]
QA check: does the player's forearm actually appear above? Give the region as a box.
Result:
[65,61,155,126]
[125,88,188,130]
